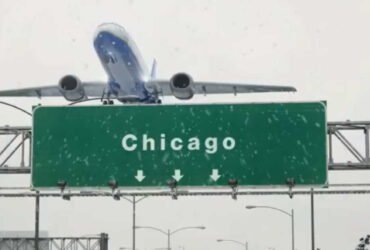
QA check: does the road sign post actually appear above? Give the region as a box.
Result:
[32,102,327,189]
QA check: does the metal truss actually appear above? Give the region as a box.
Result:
[328,121,370,170]
[0,126,31,174]
[0,234,108,250]
[1,121,370,174]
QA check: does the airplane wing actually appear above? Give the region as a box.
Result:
[152,80,296,96]
[0,82,106,98]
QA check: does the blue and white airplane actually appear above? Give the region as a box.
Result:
[0,23,296,104]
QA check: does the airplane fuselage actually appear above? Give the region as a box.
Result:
[93,24,153,102]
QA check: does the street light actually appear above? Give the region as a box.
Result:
[246,205,295,250]
[217,239,248,250]
[136,225,205,250]
[80,191,148,250]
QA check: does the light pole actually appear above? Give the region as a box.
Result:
[80,191,148,250]
[136,225,205,250]
[246,205,294,250]
[217,239,248,250]
[120,196,148,250]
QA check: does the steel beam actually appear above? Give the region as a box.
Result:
[2,188,370,197]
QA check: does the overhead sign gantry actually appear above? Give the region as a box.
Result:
[31,102,327,189]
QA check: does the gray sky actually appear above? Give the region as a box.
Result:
[1,1,370,249]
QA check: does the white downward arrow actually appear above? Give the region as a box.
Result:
[210,169,221,181]
[172,169,183,182]
[135,170,146,182]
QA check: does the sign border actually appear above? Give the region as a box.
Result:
[31,101,328,190]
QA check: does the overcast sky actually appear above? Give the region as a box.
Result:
[1,1,370,250]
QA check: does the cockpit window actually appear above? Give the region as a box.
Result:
[102,51,117,64]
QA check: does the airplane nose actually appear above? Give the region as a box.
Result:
[94,23,130,40]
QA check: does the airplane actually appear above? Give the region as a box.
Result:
[0,23,296,104]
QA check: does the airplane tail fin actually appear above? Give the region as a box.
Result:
[150,59,157,80]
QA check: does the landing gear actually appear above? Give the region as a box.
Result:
[102,100,114,105]
[147,97,162,104]
[101,90,114,105]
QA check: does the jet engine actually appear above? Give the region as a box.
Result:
[58,75,86,101]
[169,73,194,100]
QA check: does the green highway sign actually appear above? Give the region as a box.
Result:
[32,102,327,188]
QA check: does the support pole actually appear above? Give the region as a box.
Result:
[167,230,171,250]
[133,196,136,250]
[35,191,40,250]
[100,233,109,250]
[311,188,315,250]
[291,209,295,250]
